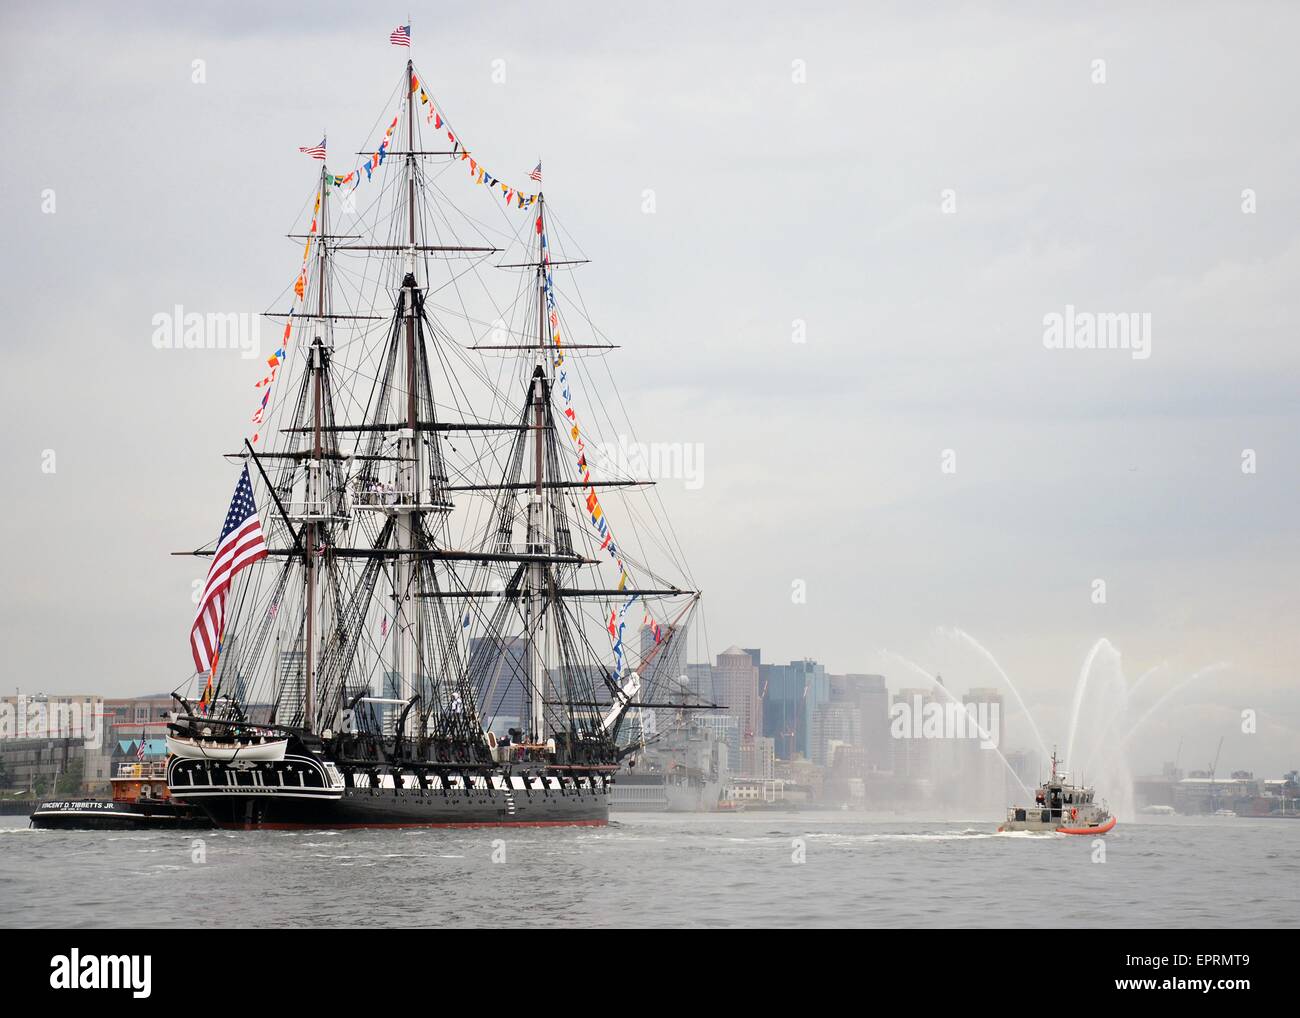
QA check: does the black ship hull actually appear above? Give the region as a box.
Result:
[194,785,609,829]
[168,753,611,830]
[29,798,214,831]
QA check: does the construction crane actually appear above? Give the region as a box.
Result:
[1208,736,1225,812]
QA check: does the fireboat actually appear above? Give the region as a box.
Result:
[998,751,1116,835]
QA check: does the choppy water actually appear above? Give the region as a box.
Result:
[0,812,1295,927]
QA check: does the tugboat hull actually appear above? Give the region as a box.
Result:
[29,799,213,831]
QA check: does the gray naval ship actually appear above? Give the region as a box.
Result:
[610,717,726,813]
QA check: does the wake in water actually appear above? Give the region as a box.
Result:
[804,829,1013,843]
[993,829,1060,839]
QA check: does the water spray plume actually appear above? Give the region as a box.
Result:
[1117,662,1232,751]
[1081,660,1167,774]
[943,628,1051,764]
[881,648,1034,799]
[1066,637,1115,767]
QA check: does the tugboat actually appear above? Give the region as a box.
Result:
[998,751,1116,835]
[30,751,213,831]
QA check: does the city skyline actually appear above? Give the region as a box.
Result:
[676,644,1280,780]
[9,624,1287,785]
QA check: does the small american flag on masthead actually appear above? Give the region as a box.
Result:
[390,24,411,47]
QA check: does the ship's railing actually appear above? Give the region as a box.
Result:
[353,488,454,513]
[115,762,168,780]
[492,541,554,557]
[284,499,332,519]
[353,486,412,507]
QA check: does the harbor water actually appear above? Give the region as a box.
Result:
[1,811,1295,928]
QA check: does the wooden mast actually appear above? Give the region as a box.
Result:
[526,193,549,741]
[304,158,329,733]
[393,57,421,723]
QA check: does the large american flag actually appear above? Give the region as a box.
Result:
[390,24,411,47]
[298,137,327,160]
[528,161,543,183]
[190,466,269,674]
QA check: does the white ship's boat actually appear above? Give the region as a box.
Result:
[166,733,288,762]
[998,751,1116,835]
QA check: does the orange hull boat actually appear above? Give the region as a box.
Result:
[1054,815,1117,836]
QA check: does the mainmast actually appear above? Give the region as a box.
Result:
[392,57,422,723]
[524,194,549,741]
[303,159,330,733]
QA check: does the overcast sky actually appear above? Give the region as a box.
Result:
[2,2,1296,776]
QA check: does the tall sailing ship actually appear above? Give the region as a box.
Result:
[166,51,707,829]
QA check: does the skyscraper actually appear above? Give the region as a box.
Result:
[891,686,937,786]
[685,662,716,703]
[962,686,1006,808]
[841,673,892,771]
[760,662,799,759]
[793,658,828,759]
[276,646,304,723]
[715,646,760,739]
[810,699,862,767]
[637,622,686,735]
[468,636,527,736]
[716,646,762,776]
